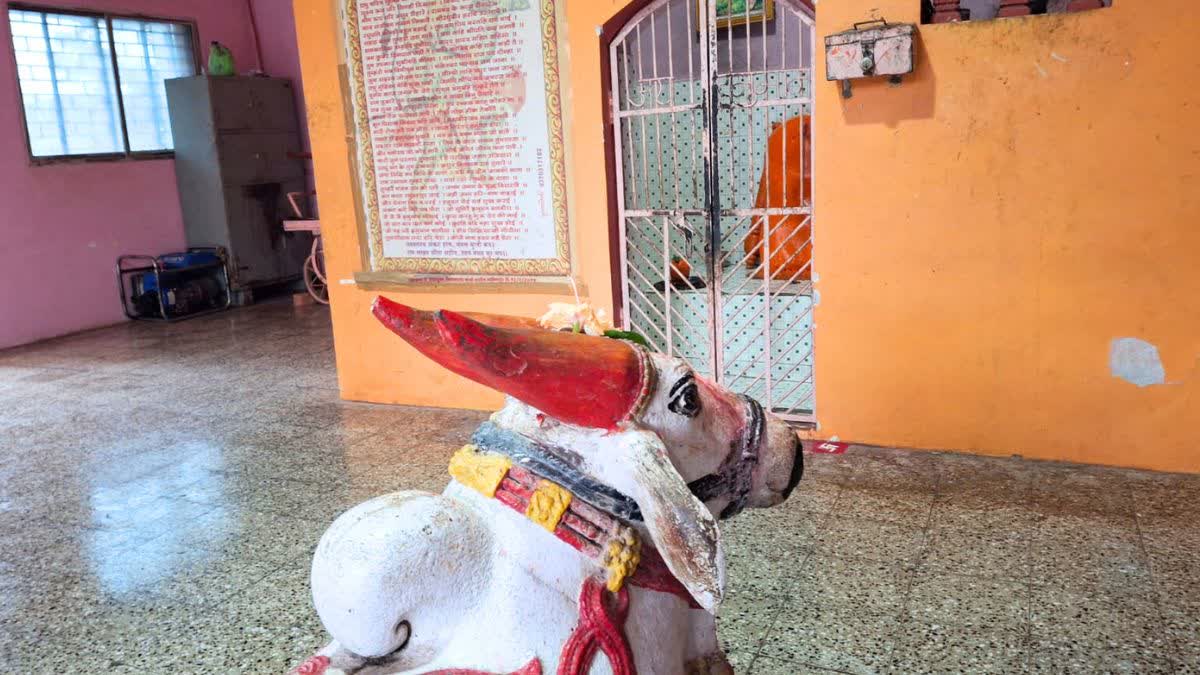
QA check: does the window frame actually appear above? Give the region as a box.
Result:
[7,3,201,165]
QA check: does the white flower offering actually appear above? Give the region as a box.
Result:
[538,302,614,336]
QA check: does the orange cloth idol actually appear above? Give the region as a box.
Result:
[744,115,812,281]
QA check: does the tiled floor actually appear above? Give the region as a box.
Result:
[0,301,1197,674]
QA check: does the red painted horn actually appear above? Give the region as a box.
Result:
[371,297,540,382]
[370,297,649,428]
[432,310,649,429]
[372,296,541,335]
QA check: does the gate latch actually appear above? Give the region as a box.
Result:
[824,19,916,99]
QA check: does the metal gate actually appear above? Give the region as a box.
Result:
[609,0,816,422]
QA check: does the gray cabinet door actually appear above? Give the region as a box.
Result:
[252,80,300,133]
[216,133,305,187]
[223,185,283,286]
[210,78,298,133]
[222,181,311,286]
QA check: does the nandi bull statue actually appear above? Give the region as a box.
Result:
[291,298,803,675]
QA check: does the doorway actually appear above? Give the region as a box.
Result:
[604,0,816,423]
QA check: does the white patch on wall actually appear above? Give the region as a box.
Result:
[1109,337,1166,387]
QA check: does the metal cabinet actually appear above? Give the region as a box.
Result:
[166,76,309,298]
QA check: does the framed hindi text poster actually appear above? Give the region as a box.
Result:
[345,0,570,282]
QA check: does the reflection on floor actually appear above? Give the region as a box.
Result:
[0,301,1196,673]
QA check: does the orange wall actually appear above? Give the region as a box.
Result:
[295,0,1200,472]
[813,0,1200,472]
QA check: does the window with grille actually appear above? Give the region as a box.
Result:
[923,0,1112,23]
[7,7,198,160]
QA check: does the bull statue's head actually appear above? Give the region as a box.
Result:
[368,298,803,612]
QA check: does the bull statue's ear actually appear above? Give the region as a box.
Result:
[605,429,726,612]
[491,405,725,611]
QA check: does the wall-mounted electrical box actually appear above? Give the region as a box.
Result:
[825,20,916,98]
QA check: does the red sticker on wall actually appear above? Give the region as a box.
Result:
[808,440,849,454]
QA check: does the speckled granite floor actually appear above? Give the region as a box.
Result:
[0,301,1197,674]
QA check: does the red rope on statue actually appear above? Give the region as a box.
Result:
[557,577,636,675]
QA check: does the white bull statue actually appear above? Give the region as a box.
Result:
[291,298,804,675]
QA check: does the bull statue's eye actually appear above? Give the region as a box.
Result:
[668,375,702,417]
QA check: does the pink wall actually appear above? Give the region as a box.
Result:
[0,0,309,349]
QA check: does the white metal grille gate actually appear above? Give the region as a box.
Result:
[610,0,816,422]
